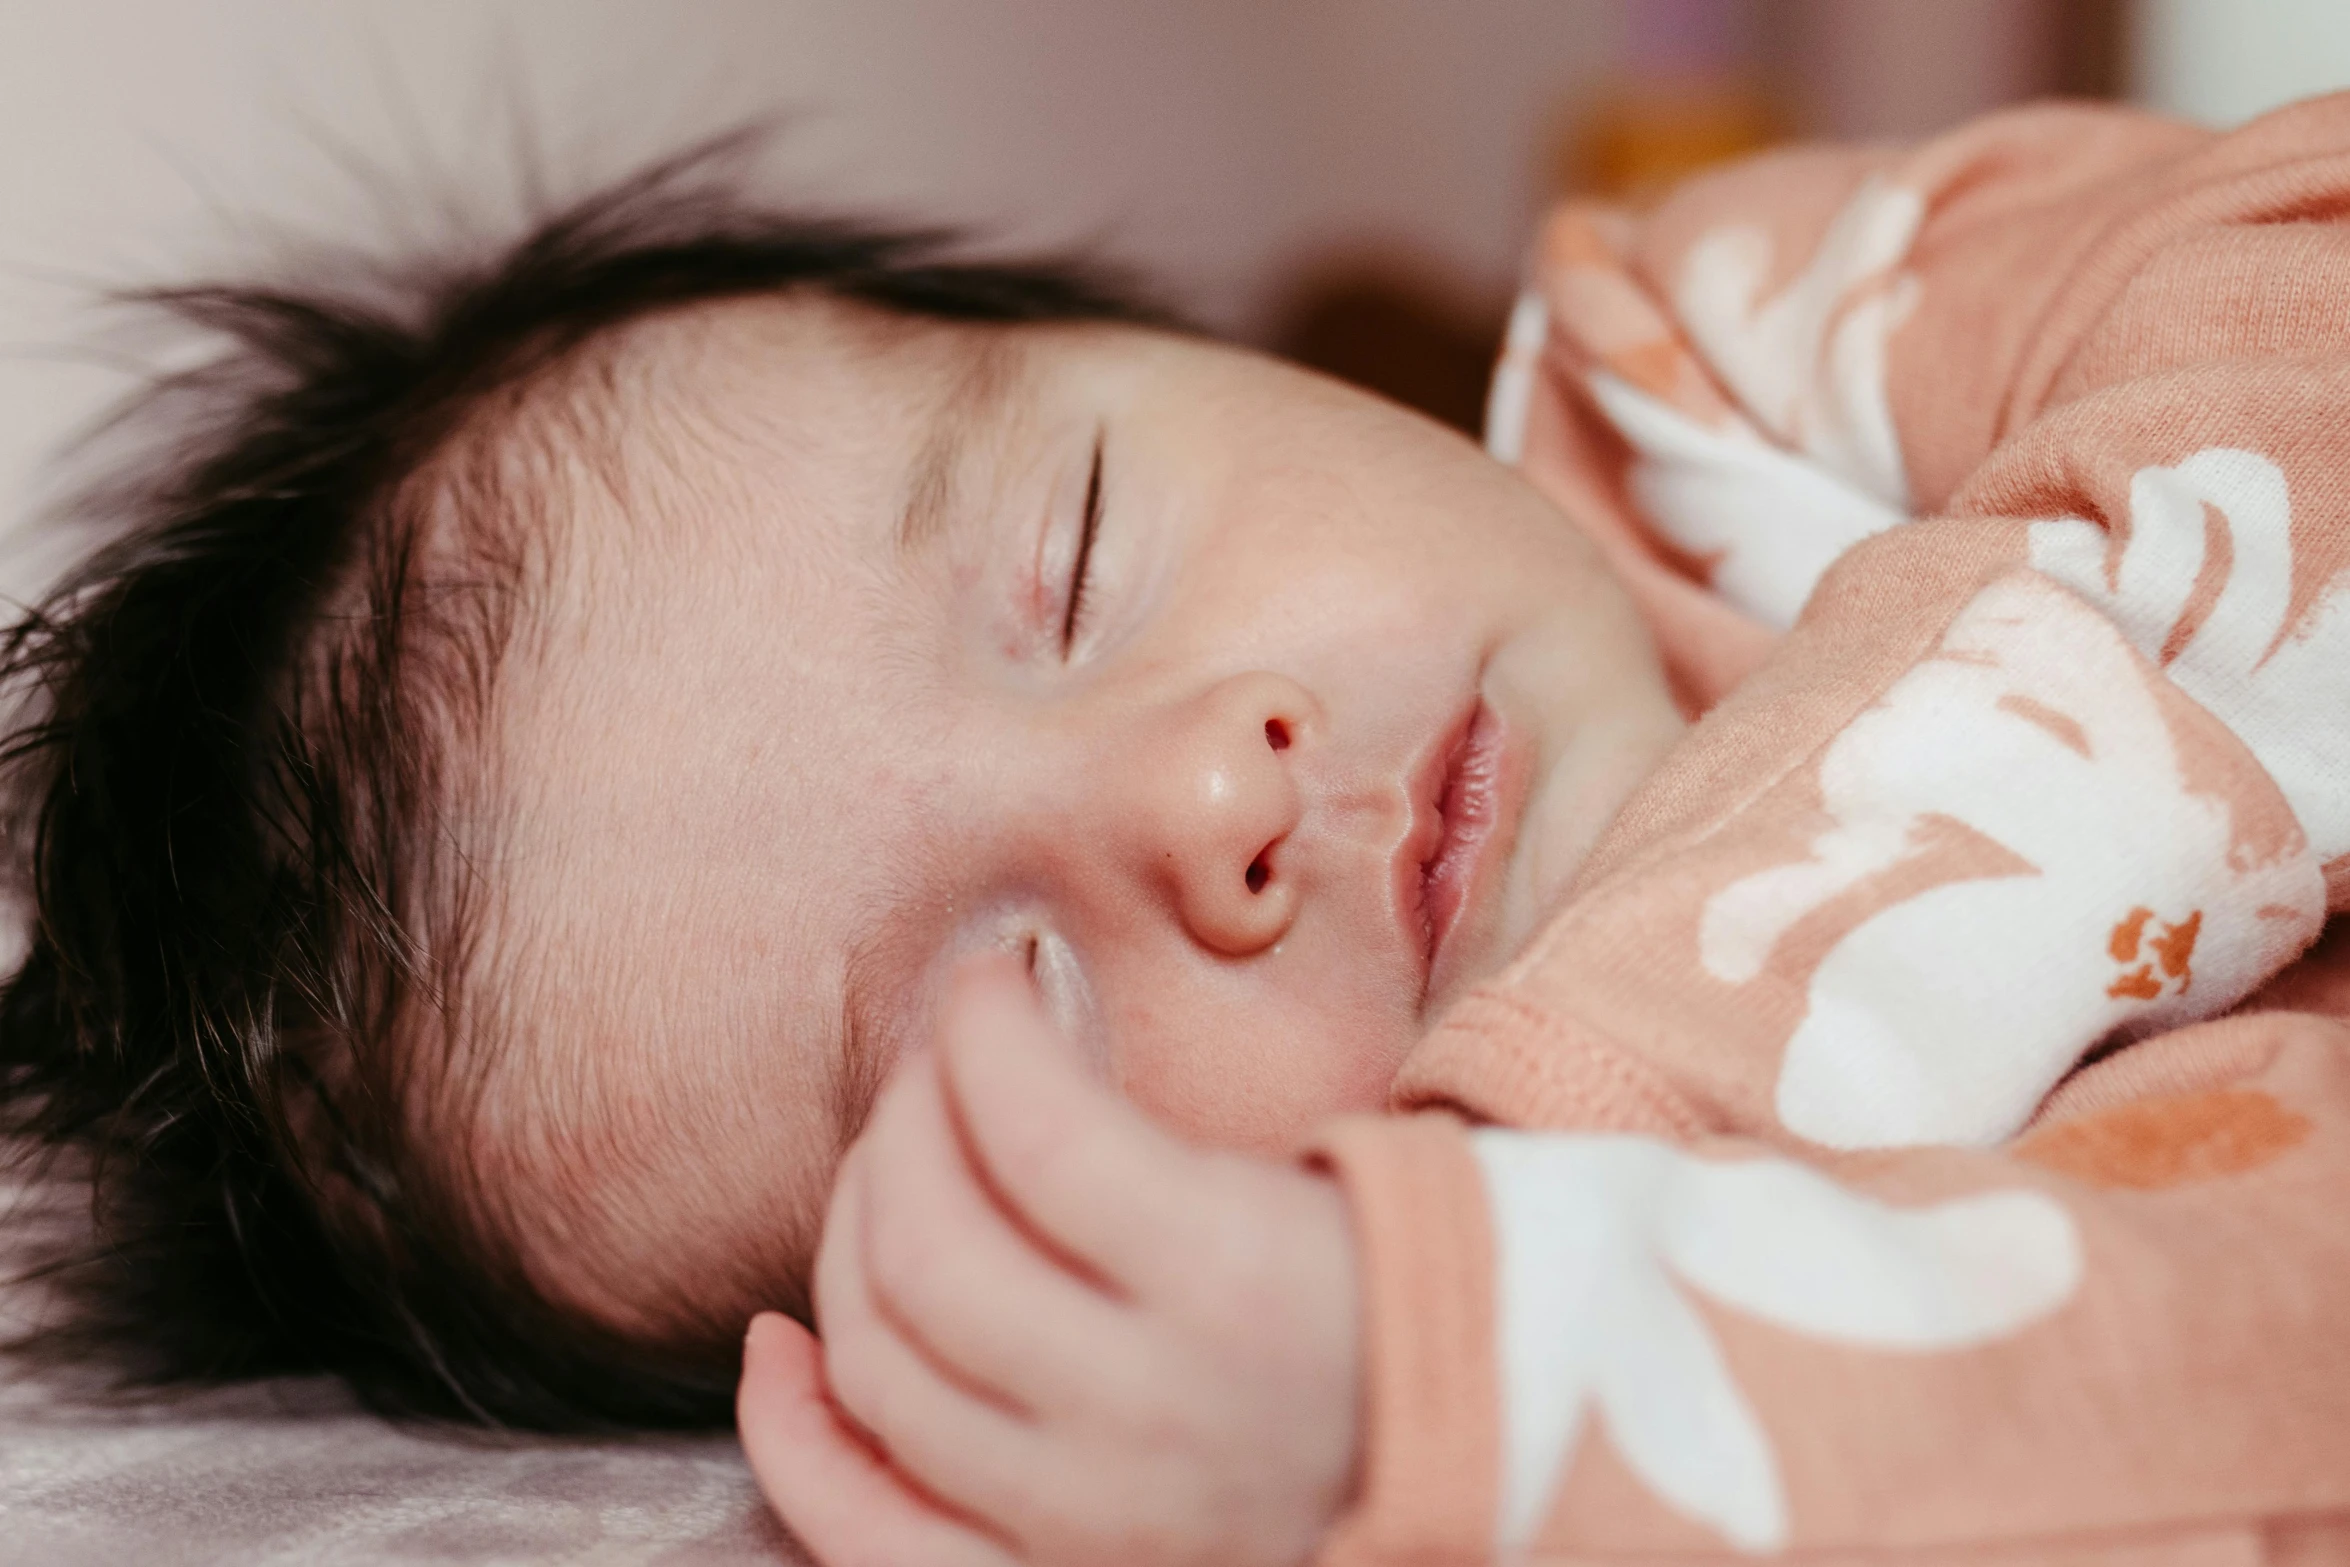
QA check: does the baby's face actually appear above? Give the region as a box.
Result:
[484,296,1681,1325]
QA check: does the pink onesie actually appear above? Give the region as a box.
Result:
[1311,95,2350,1565]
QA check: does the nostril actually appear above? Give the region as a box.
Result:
[1245,851,1271,895]
[1265,718,1291,751]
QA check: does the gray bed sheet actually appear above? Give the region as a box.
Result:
[0,1357,806,1565]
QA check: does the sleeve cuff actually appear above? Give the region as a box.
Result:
[1306,1111,1500,1567]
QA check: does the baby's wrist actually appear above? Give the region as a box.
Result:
[1290,1169,1366,1539]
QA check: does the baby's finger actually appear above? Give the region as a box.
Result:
[858,1040,1141,1416]
[937,954,1211,1295]
[736,1313,1020,1567]
[814,1152,1064,1538]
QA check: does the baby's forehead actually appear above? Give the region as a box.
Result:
[506,296,1026,584]
[629,292,1018,436]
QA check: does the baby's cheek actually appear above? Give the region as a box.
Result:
[1110,986,1409,1156]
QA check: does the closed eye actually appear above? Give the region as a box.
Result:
[1060,429,1105,657]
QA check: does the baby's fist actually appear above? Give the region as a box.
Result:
[747,955,1363,1567]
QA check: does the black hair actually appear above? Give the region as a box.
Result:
[0,133,1164,1430]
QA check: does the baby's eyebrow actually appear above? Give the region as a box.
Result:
[893,336,1024,559]
[895,413,962,558]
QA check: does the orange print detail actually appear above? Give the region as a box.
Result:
[2105,905,2201,1000]
[2018,1089,2312,1190]
[2150,909,2199,988]
[1614,338,1701,406]
[1541,209,1622,271]
[2108,907,2153,963]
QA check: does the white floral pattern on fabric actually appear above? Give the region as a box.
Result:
[1484,290,1550,465]
[2030,447,2350,867]
[1589,372,1909,629]
[1474,1132,2079,1555]
[1700,571,2324,1149]
[1673,175,1924,513]
[1575,177,1927,629]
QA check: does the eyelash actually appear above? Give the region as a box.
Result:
[1059,430,1105,657]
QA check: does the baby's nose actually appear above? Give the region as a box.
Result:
[1140,672,1312,956]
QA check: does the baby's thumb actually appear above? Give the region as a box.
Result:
[939,950,1212,1294]
[938,948,1100,1084]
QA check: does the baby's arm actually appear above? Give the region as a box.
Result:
[1476,91,2350,1154]
[1315,1012,2350,1564]
[1299,93,2350,1563]
[739,956,1362,1567]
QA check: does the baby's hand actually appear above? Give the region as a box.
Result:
[737,954,1362,1567]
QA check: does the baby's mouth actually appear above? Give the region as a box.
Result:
[1412,699,1505,1000]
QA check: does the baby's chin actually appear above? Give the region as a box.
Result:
[1468,711,1685,1007]
[1545,713,1682,889]
[1461,586,1686,978]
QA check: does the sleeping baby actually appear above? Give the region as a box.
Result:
[10,97,2350,1566]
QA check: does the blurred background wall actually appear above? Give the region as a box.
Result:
[0,0,2345,570]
